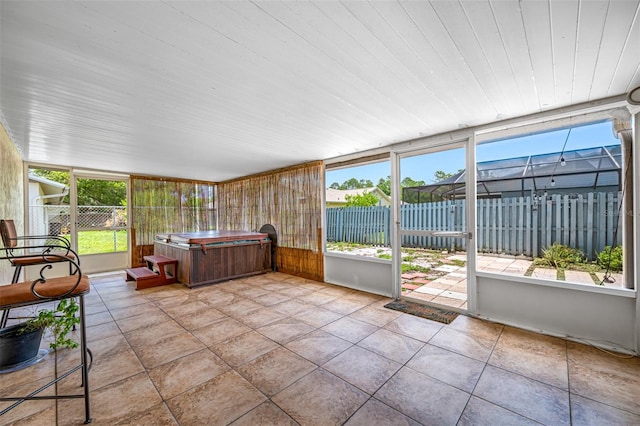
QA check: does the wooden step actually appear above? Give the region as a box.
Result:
[125,267,159,281]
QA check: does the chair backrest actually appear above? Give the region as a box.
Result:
[0,219,18,248]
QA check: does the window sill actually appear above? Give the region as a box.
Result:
[476,270,636,298]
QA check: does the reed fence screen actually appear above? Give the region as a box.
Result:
[326,191,622,260]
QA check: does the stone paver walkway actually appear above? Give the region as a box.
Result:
[401,254,625,311]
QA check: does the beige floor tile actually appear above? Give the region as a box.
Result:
[323,346,402,394]
[0,376,56,424]
[234,306,287,329]
[103,294,148,310]
[570,394,640,425]
[252,291,292,306]
[196,289,239,307]
[277,286,314,298]
[272,369,368,425]
[60,371,163,425]
[60,335,144,392]
[297,291,340,305]
[237,347,316,396]
[216,298,264,317]
[85,320,122,342]
[116,309,174,334]
[148,349,229,400]
[125,320,185,348]
[374,367,470,425]
[406,344,484,393]
[474,365,570,425]
[321,298,370,315]
[321,316,378,343]
[457,396,539,426]
[348,305,402,327]
[191,317,252,346]
[292,306,343,328]
[357,329,424,364]
[167,370,266,425]
[108,302,163,321]
[429,327,497,362]
[161,300,211,318]
[489,326,568,389]
[567,341,640,415]
[344,398,420,426]
[383,313,443,342]
[210,331,279,367]
[285,329,352,365]
[2,272,631,426]
[256,317,315,344]
[172,307,227,331]
[113,402,178,425]
[85,310,115,327]
[447,314,504,341]
[132,332,205,369]
[230,401,298,425]
[271,299,315,316]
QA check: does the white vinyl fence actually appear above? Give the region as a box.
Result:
[327,192,623,260]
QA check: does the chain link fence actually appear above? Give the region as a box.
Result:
[29,205,128,254]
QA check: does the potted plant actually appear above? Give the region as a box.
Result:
[0,299,80,370]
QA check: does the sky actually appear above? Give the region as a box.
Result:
[326,121,620,187]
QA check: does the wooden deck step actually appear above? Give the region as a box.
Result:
[125,267,159,281]
[125,255,178,290]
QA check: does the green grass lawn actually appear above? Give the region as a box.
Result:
[70,230,128,254]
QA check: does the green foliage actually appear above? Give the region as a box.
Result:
[77,178,126,206]
[377,253,392,260]
[23,299,80,349]
[597,246,623,272]
[330,178,374,190]
[535,243,584,269]
[432,169,464,183]
[401,263,431,274]
[377,177,391,196]
[31,168,126,206]
[344,191,379,207]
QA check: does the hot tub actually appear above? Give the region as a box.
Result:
[154,230,271,288]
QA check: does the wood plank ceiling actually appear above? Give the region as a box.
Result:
[1,1,639,182]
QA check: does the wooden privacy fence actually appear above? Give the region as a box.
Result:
[326,192,622,260]
[326,206,390,246]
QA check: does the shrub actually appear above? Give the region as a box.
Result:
[597,246,623,272]
[535,243,584,269]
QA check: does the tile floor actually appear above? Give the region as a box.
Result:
[1,271,639,425]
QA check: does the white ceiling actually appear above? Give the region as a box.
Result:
[1,1,639,182]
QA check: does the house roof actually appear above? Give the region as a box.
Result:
[326,187,390,204]
[1,1,638,182]
[403,144,622,200]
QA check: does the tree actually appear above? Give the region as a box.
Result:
[377,176,391,196]
[344,191,379,207]
[433,169,464,183]
[329,178,374,191]
[31,168,126,206]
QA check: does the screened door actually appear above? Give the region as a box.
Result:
[397,142,474,312]
[71,173,129,273]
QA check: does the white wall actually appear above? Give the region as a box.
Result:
[475,274,636,353]
[324,253,393,297]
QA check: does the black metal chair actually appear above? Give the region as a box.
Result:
[0,247,92,424]
[0,219,77,328]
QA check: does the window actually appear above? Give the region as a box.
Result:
[325,160,392,258]
[475,121,630,289]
